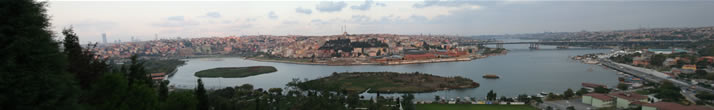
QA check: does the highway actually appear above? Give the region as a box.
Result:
[600,59,711,102]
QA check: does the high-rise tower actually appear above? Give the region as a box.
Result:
[102,33,107,44]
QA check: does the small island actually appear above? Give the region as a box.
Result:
[194,66,277,78]
[296,72,479,93]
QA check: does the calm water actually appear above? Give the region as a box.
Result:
[168,39,619,101]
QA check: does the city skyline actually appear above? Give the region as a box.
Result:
[47,0,714,43]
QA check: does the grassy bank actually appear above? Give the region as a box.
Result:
[297,72,479,93]
[416,104,536,110]
[144,59,186,74]
[194,66,277,78]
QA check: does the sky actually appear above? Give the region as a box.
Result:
[45,0,714,43]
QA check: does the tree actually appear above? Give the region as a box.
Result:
[499,96,509,102]
[402,94,415,110]
[124,83,160,110]
[239,84,254,90]
[127,55,151,86]
[162,91,198,110]
[696,70,708,77]
[195,79,209,110]
[617,83,629,90]
[563,88,575,99]
[650,54,667,66]
[699,46,714,56]
[547,93,560,100]
[347,94,360,109]
[655,81,683,102]
[487,90,497,101]
[576,88,589,96]
[696,92,714,100]
[594,86,610,93]
[62,28,108,90]
[159,80,170,102]
[517,94,530,103]
[0,0,80,109]
[87,73,130,110]
[434,95,441,102]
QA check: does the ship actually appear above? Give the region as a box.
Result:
[482,74,500,79]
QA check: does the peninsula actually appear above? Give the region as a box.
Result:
[296,72,480,93]
[194,66,277,78]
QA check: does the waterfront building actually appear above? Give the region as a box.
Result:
[682,64,697,71]
[582,93,614,108]
[610,92,649,109]
[647,49,688,54]
[582,82,607,91]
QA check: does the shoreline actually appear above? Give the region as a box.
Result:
[243,54,500,66]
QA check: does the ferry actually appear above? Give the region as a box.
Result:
[482,74,500,79]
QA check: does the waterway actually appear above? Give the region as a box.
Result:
[168,39,620,101]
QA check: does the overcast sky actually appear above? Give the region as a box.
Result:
[45,0,714,43]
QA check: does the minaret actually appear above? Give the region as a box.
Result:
[342,24,348,36]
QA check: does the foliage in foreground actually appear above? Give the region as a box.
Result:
[415,104,536,110]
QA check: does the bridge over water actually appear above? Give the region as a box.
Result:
[458,40,696,49]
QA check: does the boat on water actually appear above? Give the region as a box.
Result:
[536,92,548,97]
[482,74,500,79]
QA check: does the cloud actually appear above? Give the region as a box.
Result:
[351,15,371,23]
[295,7,313,14]
[310,19,331,24]
[350,0,374,11]
[315,1,347,12]
[153,16,199,27]
[268,11,279,19]
[167,16,184,21]
[413,0,480,8]
[244,18,258,22]
[376,2,386,7]
[203,12,221,18]
[68,20,118,32]
[282,20,299,24]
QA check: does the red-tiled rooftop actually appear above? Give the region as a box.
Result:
[150,73,166,77]
[582,82,607,88]
[609,92,648,101]
[584,93,613,101]
[644,102,714,110]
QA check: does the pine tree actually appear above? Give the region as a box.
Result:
[127,55,150,86]
[0,0,80,109]
[487,90,497,101]
[564,88,575,99]
[159,80,170,102]
[196,79,209,110]
[62,27,108,89]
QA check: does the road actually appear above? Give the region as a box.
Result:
[600,59,713,102]
[540,98,593,110]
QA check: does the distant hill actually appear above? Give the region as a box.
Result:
[472,26,714,41]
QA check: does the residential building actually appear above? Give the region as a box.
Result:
[582,93,614,108]
[610,92,649,109]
